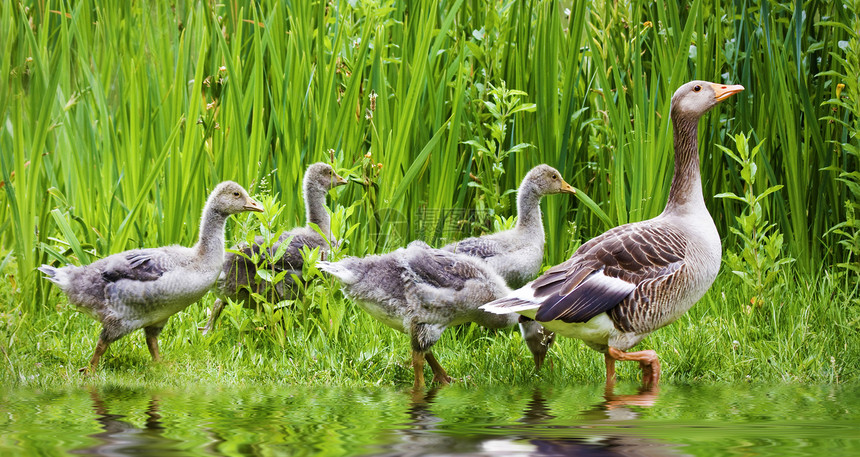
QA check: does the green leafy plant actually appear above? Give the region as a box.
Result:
[717,133,794,309]
[463,81,536,233]
[820,0,860,276]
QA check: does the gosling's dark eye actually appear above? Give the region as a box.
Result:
[693,85,702,92]
[233,191,240,197]
[551,174,558,180]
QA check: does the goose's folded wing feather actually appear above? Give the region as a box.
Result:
[101,249,178,283]
[404,248,486,292]
[230,232,324,273]
[443,237,502,260]
[271,233,326,270]
[531,223,688,323]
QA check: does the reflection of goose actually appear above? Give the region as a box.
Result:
[527,436,687,457]
[74,389,185,456]
[580,384,661,422]
[517,385,688,457]
[518,388,556,424]
[372,388,487,456]
[372,385,686,457]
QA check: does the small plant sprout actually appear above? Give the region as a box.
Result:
[716,133,794,308]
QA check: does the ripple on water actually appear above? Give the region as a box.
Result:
[0,383,858,456]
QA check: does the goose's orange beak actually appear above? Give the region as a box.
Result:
[712,83,745,102]
[560,179,576,195]
[244,198,265,212]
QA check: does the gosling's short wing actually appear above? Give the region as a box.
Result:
[271,231,327,271]
[442,237,503,261]
[403,246,492,292]
[100,249,179,283]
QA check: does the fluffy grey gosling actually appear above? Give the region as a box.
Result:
[443,164,575,369]
[319,241,545,391]
[202,163,348,334]
[39,181,263,372]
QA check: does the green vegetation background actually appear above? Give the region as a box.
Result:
[0,0,857,387]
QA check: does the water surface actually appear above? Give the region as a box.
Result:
[1,383,857,456]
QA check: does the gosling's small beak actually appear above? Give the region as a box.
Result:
[534,350,548,372]
[560,179,576,195]
[712,83,745,102]
[244,197,265,213]
[333,172,349,186]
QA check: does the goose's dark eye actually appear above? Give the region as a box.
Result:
[693,85,702,92]
[233,191,240,197]
[551,174,558,180]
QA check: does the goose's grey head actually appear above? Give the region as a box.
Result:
[519,315,556,371]
[670,80,744,120]
[209,181,264,214]
[305,162,349,193]
[523,164,576,197]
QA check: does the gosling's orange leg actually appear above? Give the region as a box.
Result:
[144,326,164,362]
[145,334,161,362]
[412,351,426,391]
[607,347,661,387]
[81,338,110,373]
[425,351,451,385]
[201,298,226,334]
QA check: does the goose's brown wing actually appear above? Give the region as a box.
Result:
[532,222,687,323]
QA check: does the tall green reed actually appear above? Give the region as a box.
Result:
[1,0,857,319]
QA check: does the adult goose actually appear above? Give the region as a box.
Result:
[443,164,575,368]
[482,81,744,386]
[39,181,263,372]
[318,241,545,390]
[201,163,347,334]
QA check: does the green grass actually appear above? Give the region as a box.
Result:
[2,268,858,388]
[1,0,858,388]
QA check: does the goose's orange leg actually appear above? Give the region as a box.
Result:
[144,326,164,362]
[605,352,617,385]
[81,338,110,373]
[607,347,661,387]
[425,352,451,385]
[411,351,426,391]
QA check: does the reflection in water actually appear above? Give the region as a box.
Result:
[375,384,687,457]
[518,388,555,424]
[374,388,495,455]
[72,389,189,457]
[522,384,687,457]
[584,384,661,422]
[2,383,856,455]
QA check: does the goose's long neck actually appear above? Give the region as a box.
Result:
[305,185,331,238]
[515,183,544,238]
[664,115,706,215]
[195,204,228,261]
